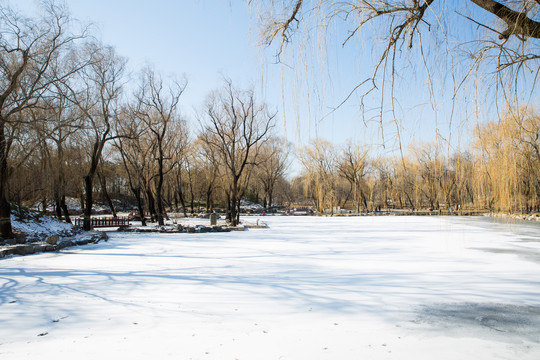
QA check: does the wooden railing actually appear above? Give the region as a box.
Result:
[74,217,130,228]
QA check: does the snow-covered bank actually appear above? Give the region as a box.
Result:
[10,214,76,238]
[1,213,107,258]
[1,216,539,359]
[486,212,540,222]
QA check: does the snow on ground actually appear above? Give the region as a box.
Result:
[1,216,540,359]
[11,214,76,238]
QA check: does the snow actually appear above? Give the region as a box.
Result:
[1,216,539,359]
[11,214,76,237]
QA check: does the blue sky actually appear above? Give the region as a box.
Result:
[11,0,539,160]
[12,0,407,151]
[13,1,283,133]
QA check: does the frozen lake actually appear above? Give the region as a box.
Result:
[1,216,540,359]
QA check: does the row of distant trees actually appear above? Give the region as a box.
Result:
[13,102,538,230]
[0,2,284,238]
[9,74,287,227]
[295,109,539,214]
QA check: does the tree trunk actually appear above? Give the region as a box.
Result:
[0,122,13,238]
[268,184,274,211]
[98,171,117,218]
[56,141,71,223]
[79,192,85,213]
[230,181,239,226]
[132,186,146,226]
[405,192,415,211]
[83,175,93,231]
[189,179,195,215]
[176,172,187,217]
[236,200,241,225]
[54,191,62,220]
[0,198,11,239]
[205,186,213,213]
[156,185,164,226]
[41,196,47,214]
[356,186,360,214]
[226,192,232,223]
[155,143,165,226]
[0,173,11,239]
[60,196,71,224]
[145,187,157,222]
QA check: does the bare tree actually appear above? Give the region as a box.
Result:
[452,152,476,210]
[63,43,126,230]
[115,107,153,226]
[256,137,290,210]
[133,68,187,226]
[167,121,190,217]
[337,143,369,213]
[173,156,189,217]
[32,93,81,223]
[201,80,275,226]
[194,137,221,213]
[0,3,85,238]
[409,142,449,210]
[299,139,341,213]
[97,156,117,217]
[9,109,45,212]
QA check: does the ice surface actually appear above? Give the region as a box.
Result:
[1,216,539,359]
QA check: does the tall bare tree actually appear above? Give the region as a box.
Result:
[63,43,126,230]
[201,80,275,225]
[0,3,85,238]
[115,107,152,226]
[256,137,290,209]
[133,68,187,226]
[33,93,80,222]
[337,143,369,213]
[300,139,341,213]
[194,137,221,213]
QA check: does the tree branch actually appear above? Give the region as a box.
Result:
[470,0,540,39]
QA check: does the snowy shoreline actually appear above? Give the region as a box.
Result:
[0,214,268,259]
[484,212,540,222]
[2,211,537,260]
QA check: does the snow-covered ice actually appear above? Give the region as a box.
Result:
[1,216,539,359]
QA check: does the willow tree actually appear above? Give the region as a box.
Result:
[473,108,540,211]
[253,1,539,150]
[201,80,275,226]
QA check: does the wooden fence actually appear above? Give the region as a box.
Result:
[74,217,130,228]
